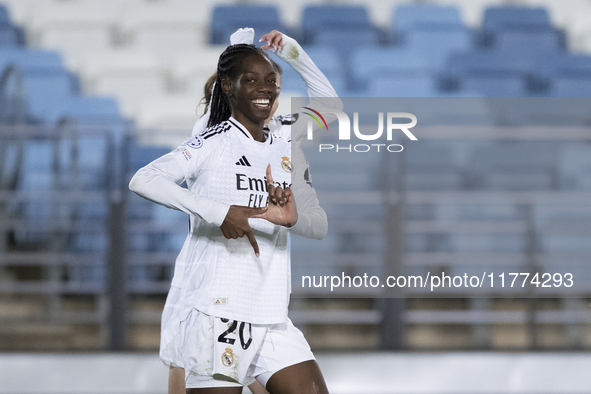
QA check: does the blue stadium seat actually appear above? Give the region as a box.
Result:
[493,27,562,53]
[0,25,18,46]
[11,141,55,247]
[404,26,473,69]
[76,136,109,190]
[48,96,122,125]
[315,28,379,51]
[301,5,375,45]
[540,53,591,76]
[459,73,527,97]
[0,48,64,71]
[0,5,9,25]
[129,144,170,174]
[393,4,464,31]
[549,74,591,97]
[368,74,439,97]
[21,68,77,123]
[19,141,54,191]
[0,49,77,124]
[480,6,560,48]
[300,46,343,76]
[538,54,591,97]
[68,233,107,284]
[392,4,465,44]
[444,50,538,95]
[0,4,23,47]
[446,50,532,77]
[351,47,433,91]
[210,5,284,45]
[482,6,551,31]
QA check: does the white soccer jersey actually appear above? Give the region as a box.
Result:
[130,117,327,324]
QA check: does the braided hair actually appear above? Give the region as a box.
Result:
[207,44,279,127]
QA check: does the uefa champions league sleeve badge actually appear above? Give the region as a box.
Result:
[187,135,204,149]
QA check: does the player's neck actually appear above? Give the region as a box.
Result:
[232,113,266,142]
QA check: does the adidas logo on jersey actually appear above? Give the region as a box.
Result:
[235,155,251,167]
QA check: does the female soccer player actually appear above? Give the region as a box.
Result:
[163,28,342,394]
[130,44,330,393]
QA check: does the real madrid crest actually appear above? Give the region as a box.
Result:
[281,156,292,173]
[221,347,234,367]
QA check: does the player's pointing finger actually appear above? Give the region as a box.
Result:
[266,163,274,185]
[246,229,260,258]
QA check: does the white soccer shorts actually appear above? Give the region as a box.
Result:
[180,307,315,389]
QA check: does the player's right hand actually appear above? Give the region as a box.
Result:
[220,205,267,257]
[260,30,284,51]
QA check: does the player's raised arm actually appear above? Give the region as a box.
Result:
[262,30,344,143]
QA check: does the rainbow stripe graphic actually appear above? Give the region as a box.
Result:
[303,107,328,131]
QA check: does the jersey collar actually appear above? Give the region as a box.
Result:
[228,117,273,145]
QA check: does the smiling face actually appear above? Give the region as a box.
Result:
[222,54,278,127]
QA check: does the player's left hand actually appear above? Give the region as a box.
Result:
[260,30,284,51]
[251,164,297,227]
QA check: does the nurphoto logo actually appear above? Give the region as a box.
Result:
[305,109,418,153]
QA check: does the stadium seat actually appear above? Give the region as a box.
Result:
[458,73,527,97]
[0,47,63,70]
[351,47,433,91]
[368,74,439,97]
[0,5,9,24]
[392,4,465,44]
[482,6,552,31]
[492,27,563,52]
[21,67,77,124]
[301,5,376,46]
[210,5,284,45]
[315,28,380,51]
[0,25,18,47]
[393,3,464,31]
[539,54,591,96]
[444,50,539,95]
[52,96,121,124]
[404,26,474,68]
[480,6,560,48]
[549,75,591,97]
[445,50,532,77]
